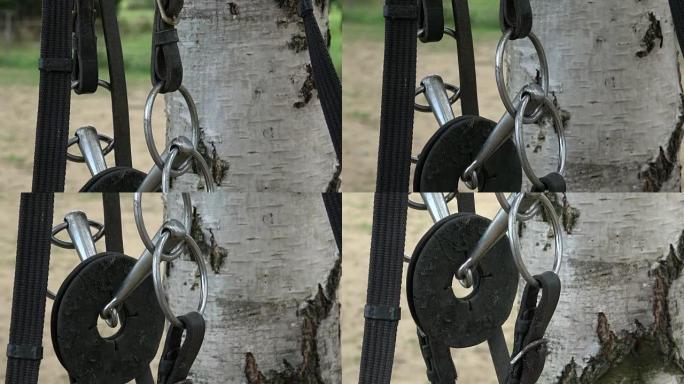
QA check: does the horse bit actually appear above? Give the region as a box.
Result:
[406,192,563,383]
[48,193,209,383]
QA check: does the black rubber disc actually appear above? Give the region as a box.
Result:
[414,115,522,192]
[407,213,518,348]
[51,252,164,384]
[80,166,149,192]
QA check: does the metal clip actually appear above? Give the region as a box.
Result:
[66,126,115,176]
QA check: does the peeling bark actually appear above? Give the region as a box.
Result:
[520,194,684,382]
[508,1,683,191]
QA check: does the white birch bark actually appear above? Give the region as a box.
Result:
[519,194,684,382]
[164,192,340,383]
[165,0,338,192]
[508,0,683,192]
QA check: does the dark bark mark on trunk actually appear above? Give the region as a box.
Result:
[197,139,230,187]
[275,0,325,18]
[294,64,315,108]
[636,12,663,58]
[244,256,342,383]
[288,34,309,52]
[558,231,684,382]
[326,164,341,192]
[545,193,581,235]
[638,94,684,192]
[190,209,229,274]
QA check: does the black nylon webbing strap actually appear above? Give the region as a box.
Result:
[375,1,417,192]
[322,192,342,252]
[359,1,417,381]
[359,194,409,384]
[32,0,75,193]
[451,0,479,116]
[99,0,133,167]
[72,0,98,94]
[5,193,55,384]
[670,0,684,54]
[300,0,342,163]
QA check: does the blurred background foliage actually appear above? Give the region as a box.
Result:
[344,0,499,40]
[0,0,341,85]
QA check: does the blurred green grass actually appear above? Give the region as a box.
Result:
[343,0,500,41]
[0,4,342,85]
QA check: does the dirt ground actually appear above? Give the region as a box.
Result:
[0,193,164,383]
[342,35,507,192]
[0,83,166,192]
[341,193,516,383]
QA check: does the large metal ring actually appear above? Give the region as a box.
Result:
[51,219,105,248]
[414,82,461,113]
[144,83,199,175]
[155,0,180,25]
[66,131,115,162]
[134,192,193,258]
[507,193,563,288]
[152,230,208,327]
[161,142,216,193]
[514,94,566,190]
[495,193,541,221]
[408,192,457,210]
[71,79,111,92]
[495,29,549,123]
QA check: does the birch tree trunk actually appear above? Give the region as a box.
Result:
[519,194,684,382]
[166,0,338,192]
[508,0,683,192]
[164,192,341,383]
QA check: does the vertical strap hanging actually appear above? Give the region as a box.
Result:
[5,193,55,384]
[32,0,75,192]
[300,0,342,163]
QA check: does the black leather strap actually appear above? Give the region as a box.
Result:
[418,0,444,43]
[157,312,206,384]
[72,0,98,94]
[98,0,133,167]
[101,193,124,253]
[152,0,184,93]
[500,0,533,40]
[508,272,561,384]
[451,0,479,116]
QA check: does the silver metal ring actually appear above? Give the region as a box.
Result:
[495,29,549,122]
[408,192,457,210]
[514,95,567,190]
[155,0,180,25]
[507,193,563,288]
[66,132,115,162]
[133,192,193,258]
[144,83,200,175]
[161,143,216,193]
[51,220,105,248]
[415,83,461,113]
[495,193,541,221]
[152,230,208,327]
[71,79,111,92]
